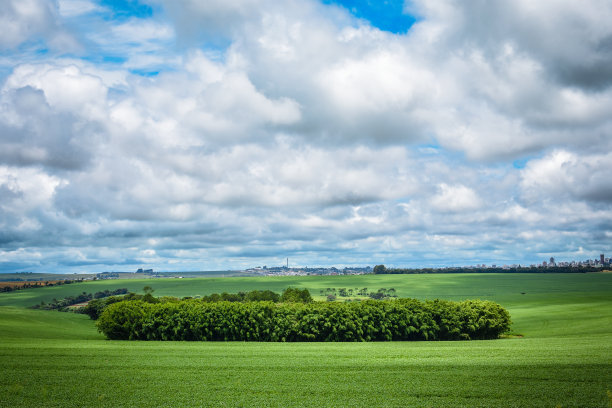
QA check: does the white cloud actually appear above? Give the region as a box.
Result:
[0,166,62,213]
[521,150,612,203]
[6,63,108,117]
[58,0,104,18]
[0,0,79,51]
[317,47,436,126]
[400,0,612,159]
[0,0,57,49]
[431,183,482,213]
[105,51,301,148]
[111,19,174,43]
[83,17,178,72]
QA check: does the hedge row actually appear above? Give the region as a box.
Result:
[97,298,511,341]
[31,288,129,311]
[372,264,600,274]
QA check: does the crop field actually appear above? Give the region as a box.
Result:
[1,273,611,407]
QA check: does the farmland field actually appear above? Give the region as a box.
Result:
[1,273,611,407]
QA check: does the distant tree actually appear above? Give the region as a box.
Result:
[373,265,387,274]
[369,291,386,300]
[220,292,243,302]
[142,286,159,303]
[202,293,221,302]
[326,294,337,302]
[244,290,280,302]
[81,298,107,320]
[281,288,313,303]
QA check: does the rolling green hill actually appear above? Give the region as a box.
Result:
[1,273,611,407]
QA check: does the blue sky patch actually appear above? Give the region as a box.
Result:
[129,68,160,77]
[99,0,154,20]
[512,158,530,169]
[323,0,417,33]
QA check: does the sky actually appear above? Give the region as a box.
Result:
[1,0,612,273]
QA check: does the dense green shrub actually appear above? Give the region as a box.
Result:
[80,290,154,320]
[81,294,129,319]
[97,298,511,342]
[280,287,313,303]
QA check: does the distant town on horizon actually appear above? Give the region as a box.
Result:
[74,253,612,278]
[3,253,609,279]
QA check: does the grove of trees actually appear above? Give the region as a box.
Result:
[81,288,310,320]
[96,296,511,342]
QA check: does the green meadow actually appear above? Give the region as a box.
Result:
[1,273,611,407]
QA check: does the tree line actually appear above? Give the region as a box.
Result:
[196,287,312,303]
[320,287,397,301]
[31,288,128,311]
[372,264,601,274]
[96,294,511,342]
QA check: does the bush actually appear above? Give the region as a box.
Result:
[280,288,313,303]
[81,294,129,320]
[97,298,511,342]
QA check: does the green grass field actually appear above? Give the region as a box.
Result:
[1,273,611,407]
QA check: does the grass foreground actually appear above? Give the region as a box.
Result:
[1,273,611,407]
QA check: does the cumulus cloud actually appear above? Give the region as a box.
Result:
[5,63,109,115]
[431,184,482,213]
[147,0,612,158]
[0,0,79,51]
[521,150,612,203]
[0,165,63,250]
[401,0,612,160]
[0,61,125,170]
[0,86,92,170]
[106,51,301,149]
[409,0,612,89]
[145,0,352,45]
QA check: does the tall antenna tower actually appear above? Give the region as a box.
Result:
[286,258,289,268]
